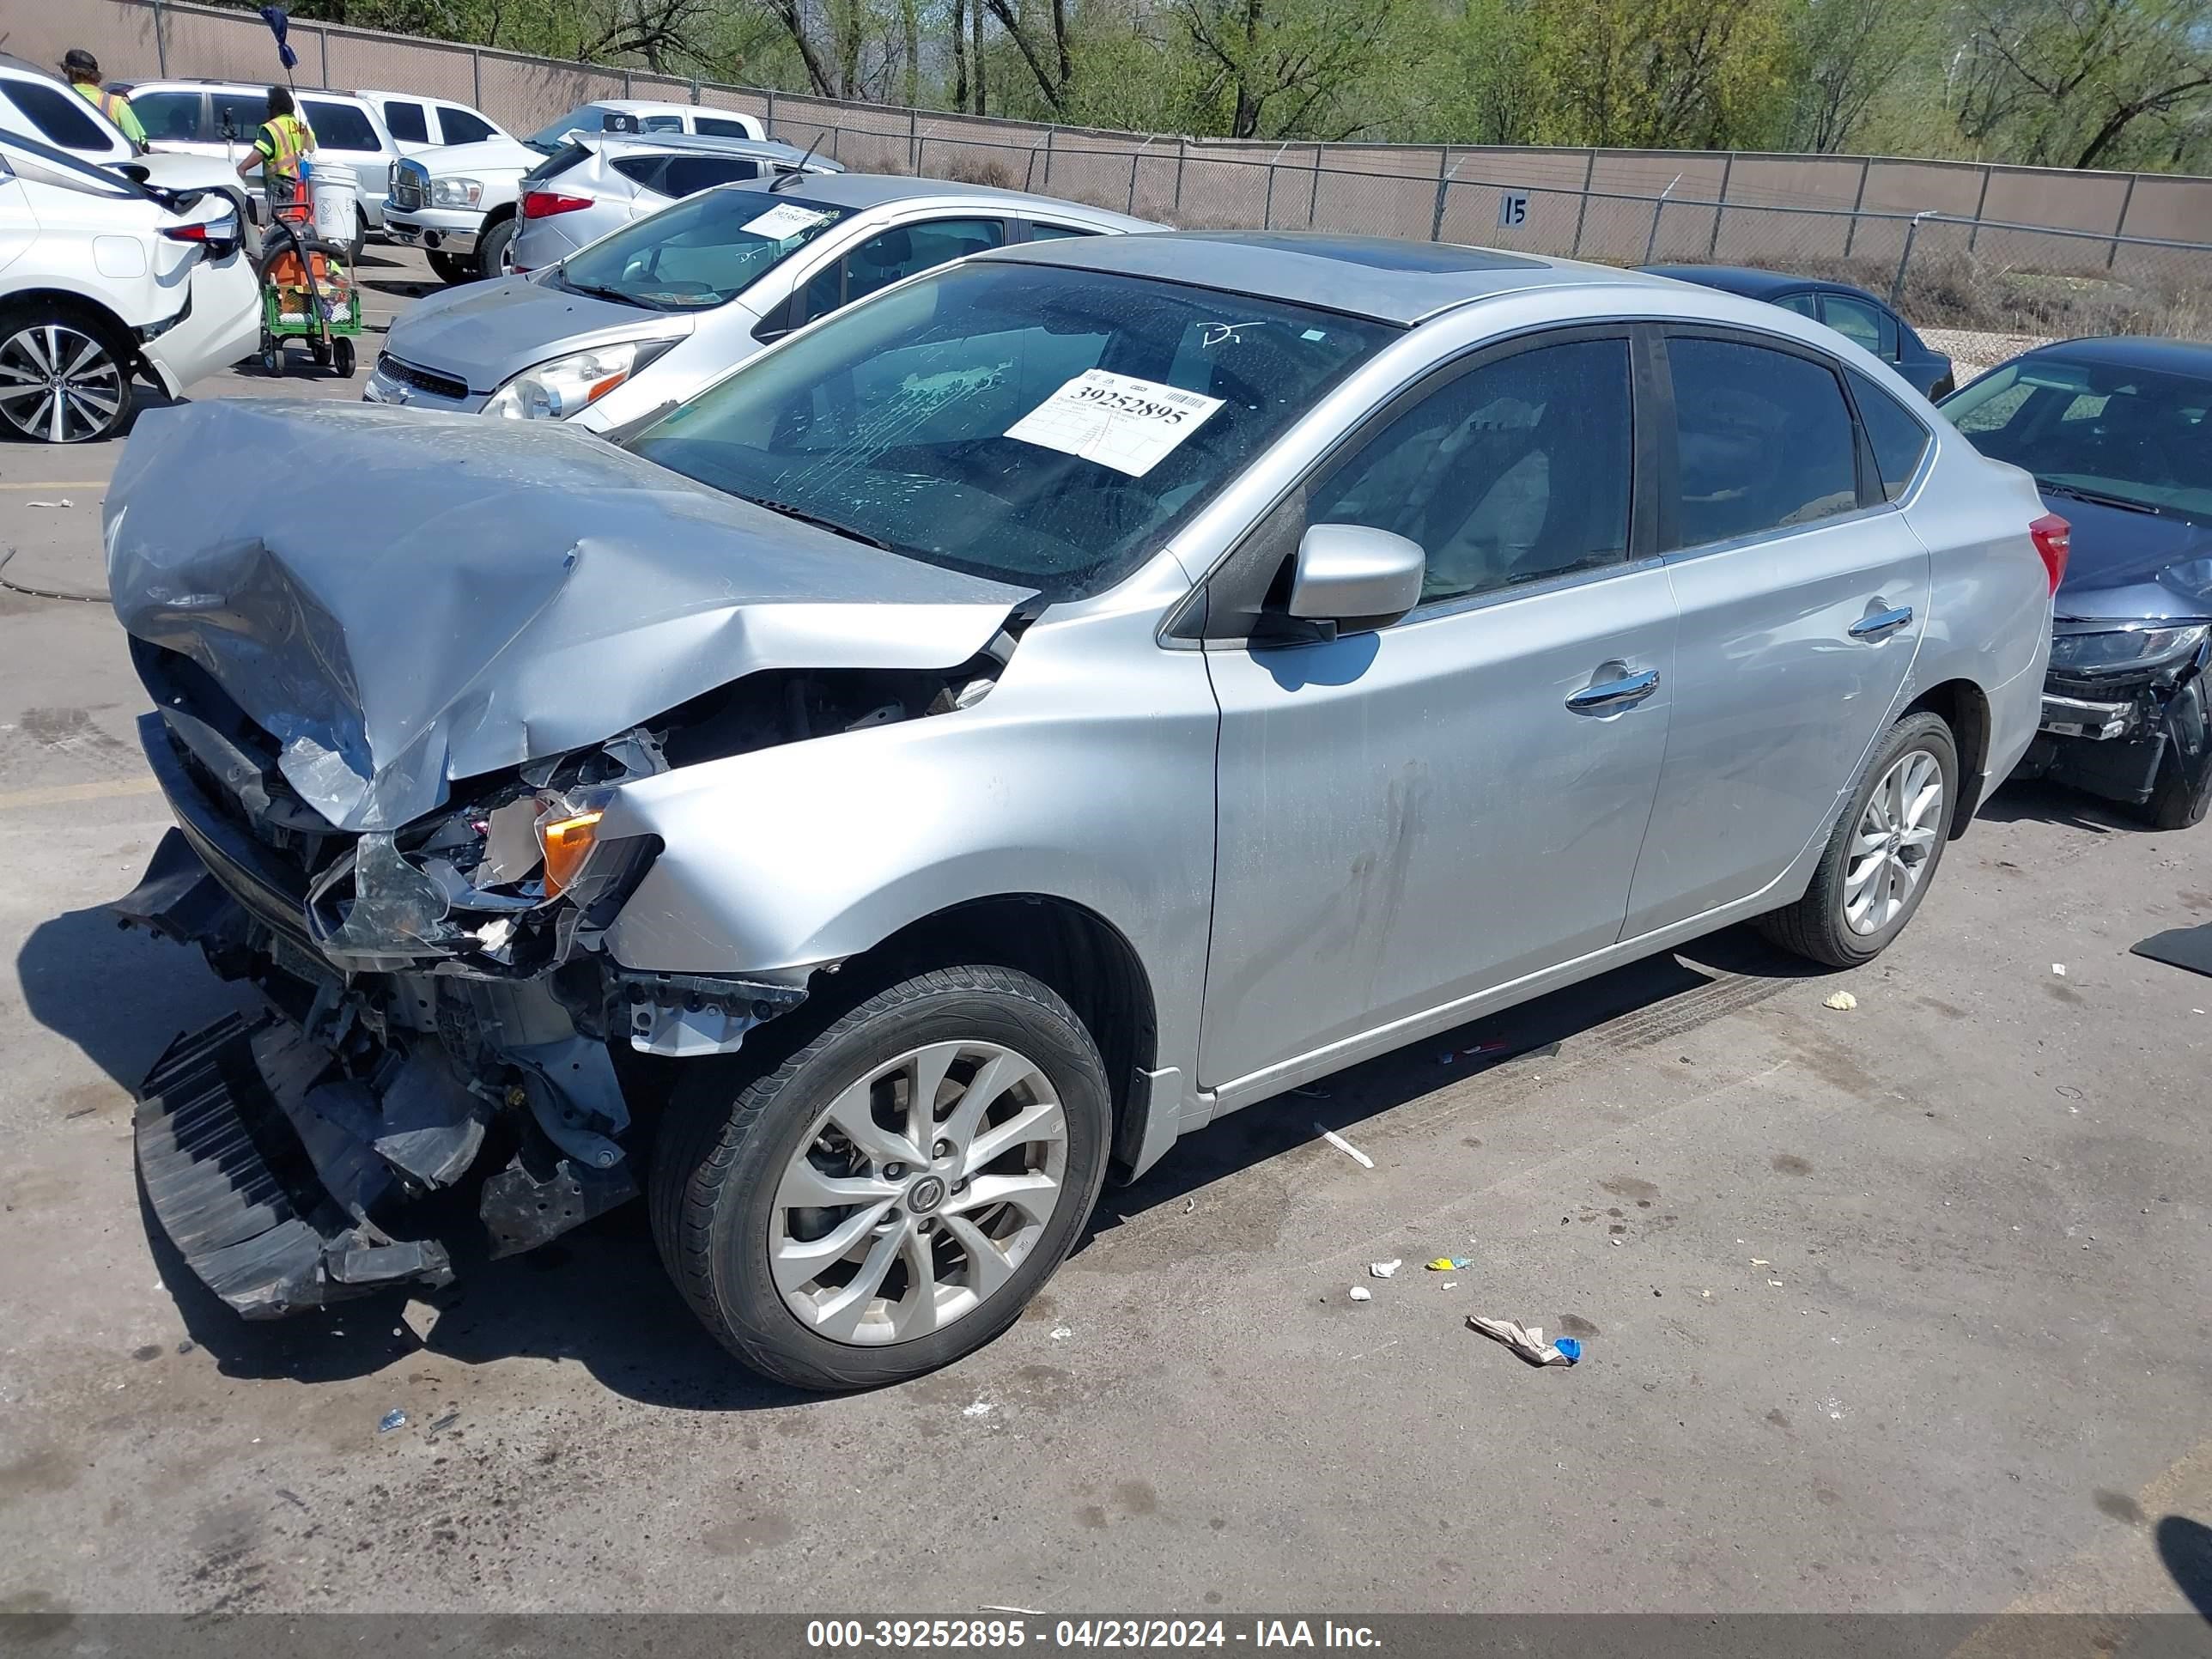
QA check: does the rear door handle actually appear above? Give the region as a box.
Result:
[1566,667,1662,712]
[1849,605,1915,641]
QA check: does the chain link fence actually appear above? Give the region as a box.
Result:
[8,0,2206,338]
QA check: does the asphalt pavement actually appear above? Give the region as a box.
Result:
[1,246,2209,1626]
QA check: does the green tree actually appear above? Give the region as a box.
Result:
[1526,0,1793,148]
[1952,0,2212,168]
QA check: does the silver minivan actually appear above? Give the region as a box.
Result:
[112,234,2055,1390]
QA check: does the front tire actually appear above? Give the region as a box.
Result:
[474,216,518,283]
[1759,711,1959,968]
[2138,740,2212,830]
[427,249,473,285]
[651,965,1111,1391]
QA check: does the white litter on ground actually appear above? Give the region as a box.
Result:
[962,1400,997,1419]
[1348,1286,1373,1302]
[1316,1125,1375,1169]
[1822,990,1858,1011]
[1369,1259,1402,1279]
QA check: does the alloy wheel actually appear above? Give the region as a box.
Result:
[771,1040,1068,1346]
[0,321,125,443]
[1844,748,1944,935]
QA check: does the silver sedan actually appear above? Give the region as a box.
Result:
[112,233,2054,1389]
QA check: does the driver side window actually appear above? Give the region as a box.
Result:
[1308,337,1635,606]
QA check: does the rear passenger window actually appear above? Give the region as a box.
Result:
[1026,222,1098,241]
[1821,294,1898,360]
[301,99,378,152]
[131,89,204,142]
[3,81,113,152]
[210,90,260,143]
[1667,337,1858,548]
[1308,338,1635,605]
[696,116,757,138]
[437,106,495,145]
[1848,369,1930,501]
[381,100,429,144]
[659,155,758,197]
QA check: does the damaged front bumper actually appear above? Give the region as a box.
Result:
[118,696,803,1320]
[2020,654,2212,808]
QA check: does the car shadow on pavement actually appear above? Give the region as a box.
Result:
[19,891,1825,1414]
[2158,1515,2212,1623]
[1978,776,2134,834]
[1087,923,1829,1238]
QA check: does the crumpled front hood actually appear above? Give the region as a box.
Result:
[106,401,1031,833]
[384,276,688,393]
[2049,494,2212,623]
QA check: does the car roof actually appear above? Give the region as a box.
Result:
[759,170,1158,228]
[978,230,1673,324]
[594,99,731,118]
[354,88,485,108]
[1640,264,1888,305]
[0,53,56,80]
[2014,336,2212,376]
[571,130,836,168]
[117,79,375,106]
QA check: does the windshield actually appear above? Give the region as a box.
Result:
[632,260,1394,601]
[559,190,850,311]
[1942,356,2211,525]
[525,103,613,153]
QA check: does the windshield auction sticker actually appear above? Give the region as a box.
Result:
[741,202,836,241]
[1005,369,1224,477]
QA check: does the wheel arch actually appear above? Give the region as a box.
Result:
[811,893,1164,1181]
[1905,677,1991,836]
[0,286,138,351]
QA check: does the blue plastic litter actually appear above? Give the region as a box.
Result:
[1554,1337,1583,1364]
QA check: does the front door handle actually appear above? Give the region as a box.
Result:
[1566,667,1662,712]
[1850,604,1915,641]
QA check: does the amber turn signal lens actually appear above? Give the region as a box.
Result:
[537,809,604,897]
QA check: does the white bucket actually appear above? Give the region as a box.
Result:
[311,175,358,248]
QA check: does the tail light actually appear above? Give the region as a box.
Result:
[522,190,591,219]
[2030,513,2071,594]
[159,221,210,241]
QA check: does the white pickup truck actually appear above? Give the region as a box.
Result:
[385,97,765,283]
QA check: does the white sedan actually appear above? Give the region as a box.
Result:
[0,131,258,443]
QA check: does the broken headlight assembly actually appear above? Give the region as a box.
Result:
[2048,621,2211,680]
[483,338,672,421]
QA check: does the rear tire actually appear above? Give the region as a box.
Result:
[0,303,136,444]
[1759,711,1959,968]
[650,965,1111,1391]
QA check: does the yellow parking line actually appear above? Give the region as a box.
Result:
[0,776,161,811]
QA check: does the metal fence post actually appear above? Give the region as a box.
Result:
[622,69,633,96]
[1889,210,1928,307]
[2106,174,2136,270]
[1262,160,1277,228]
[1841,156,1871,258]
[1042,127,1054,189]
[908,110,920,172]
[1570,149,1595,258]
[1127,149,1141,214]
[317,26,329,85]
[1706,153,1734,258]
[150,0,169,76]
[1024,143,1038,191]
[1967,164,1992,252]
[1172,137,1186,218]
[1429,149,1450,241]
[471,46,482,107]
[766,88,776,132]
[1644,198,1665,263]
[689,77,700,106]
[1306,147,1321,226]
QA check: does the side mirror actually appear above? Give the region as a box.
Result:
[1285,523,1425,633]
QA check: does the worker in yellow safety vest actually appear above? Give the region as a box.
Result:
[240,84,316,210]
[61,49,145,150]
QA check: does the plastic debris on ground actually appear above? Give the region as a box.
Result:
[962,1400,997,1419]
[1050,1325,1073,1341]
[26,499,71,508]
[1348,1286,1373,1303]
[1369,1258,1402,1279]
[1425,1257,1471,1271]
[1468,1316,1580,1367]
[1316,1125,1375,1169]
[377,1408,407,1433]
[425,1411,459,1435]
[1822,990,1857,1011]
[2051,963,2067,975]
